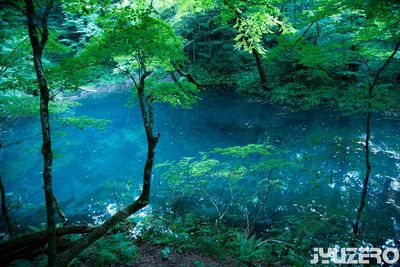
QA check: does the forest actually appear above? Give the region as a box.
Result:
[0,0,399,266]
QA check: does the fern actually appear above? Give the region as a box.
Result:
[79,233,138,266]
[234,233,267,264]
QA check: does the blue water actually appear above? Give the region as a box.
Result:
[1,89,400,243]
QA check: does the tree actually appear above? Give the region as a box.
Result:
[24,0,58,265]
[162,0,292,90]
[344,0,400,239]
[221,0,293,90]
[56,2,198,265]
[353,40,399,239]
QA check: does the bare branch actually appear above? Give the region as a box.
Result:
[348,51,373,86]
[101,61,139,89]
[1,37,28,66]
[294,21,316,45]
[49,89,62,101]
[370,41,400,91]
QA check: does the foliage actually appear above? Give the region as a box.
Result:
[232,5,294,54]
[212,144,272,158]
[62,2,200,109]
[230,233,267,263]
[156,143,297,241]
[260,203,350,265]
[167,0,400,113]
[77,233,138,266]
[145,79,199,108]
[0,91,73,120]
[161,246,171,259]
[134,213,248,260]
[1,0,400,266]
[134,212,331,266]
[9,259,32,267]
[56,116,110,130]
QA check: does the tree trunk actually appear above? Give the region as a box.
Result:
[52,193,67,224]
[24,0,56,265]
[353,110,371,238]
[175,67,199,87]
[171,72,179,83]
[56,72,159,267]
[0,175,14,237]
[223,2,269,91]
[172,63,199,87]
[0,226,94,264]
[252,48,269,90]
[352,41,400,239]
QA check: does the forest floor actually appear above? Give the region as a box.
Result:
[131,243,237,267]
[76,242,241,267]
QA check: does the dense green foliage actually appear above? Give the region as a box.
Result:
[0,0,399,266]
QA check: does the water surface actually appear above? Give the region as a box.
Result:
[1,89,399,245]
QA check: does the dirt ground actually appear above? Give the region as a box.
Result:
[131,243,238,267]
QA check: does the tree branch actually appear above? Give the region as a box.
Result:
[370,41,400,91]
[1,37,28,67]
[294,21,316,45]
[39,2,53,52]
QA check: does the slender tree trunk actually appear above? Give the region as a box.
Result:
[352,41,400,239]
[0,175,14,237]
[24,1,56,265]
[192,32,196,64]
[314,23,320,45]
[353,110,371,238]
[252,48,269,90]
[57,72,159,267]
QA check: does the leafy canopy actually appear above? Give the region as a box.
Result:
[64,0,198,108]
